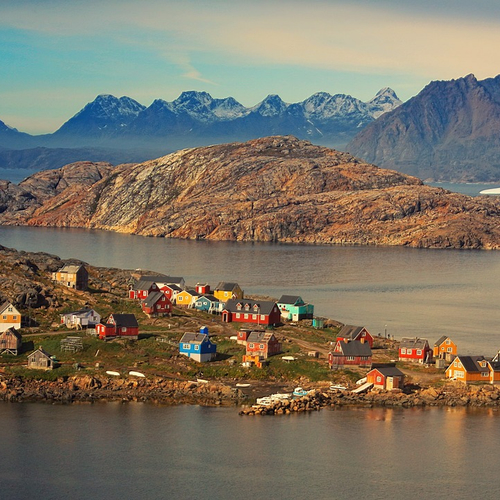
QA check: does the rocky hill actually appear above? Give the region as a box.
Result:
[1,136,500,249]
[347,74,500,182]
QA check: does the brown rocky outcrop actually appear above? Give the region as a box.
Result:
[2,136,500,249]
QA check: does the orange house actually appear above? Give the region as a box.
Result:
[433,336,458,361]
[445,355,500,384]
[0,302,22,333]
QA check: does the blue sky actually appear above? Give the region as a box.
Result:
[2,0,500,134]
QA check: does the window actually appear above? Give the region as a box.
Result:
[481,372,489,377]
[122,327,127,332]
[401,348,406,354]
[183,343,190,349]
[376,376,382,383]
[13,316,17,320]
[259,344,264,349]
[447,347,452,352]
[407,349,412,355]
[446,339,451,345]
[236,313,241,319]
[244,314,249,319]
[249,343,254,348]
[417,349,422,356]
[260,315,265,321]
[346,356,355,361]
[252,315,257,320]
[195,345,199,351]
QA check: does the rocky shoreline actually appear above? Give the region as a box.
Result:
[2,375,500,412]
[240,384,500,415]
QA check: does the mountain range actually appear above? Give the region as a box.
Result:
[0,89,401,172]
[347,74,500,182]
[2,136,500,249]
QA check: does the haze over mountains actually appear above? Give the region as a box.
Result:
[0,89,401,172]
[347,74,500,182]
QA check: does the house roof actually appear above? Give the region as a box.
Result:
[0,327,22,340]
[59,264,85,273]
[61,307,97,317]
[142,291,168,307]
[247,331,276,343]
[215,282,240,291]
[0,302,19,315]
[223,299,277,315]
[338,325,366,340]
[197,294,219,302]
[180,332,212,345]
[456,355,490,373]
[333,340,372,356]
[28,346,52,359]
[434,335,449,347]
[400,337,430,349]
[278,295,304,305]
[132,279,158,292]
[109,314,138,328]
[164,284,183,292]
[370,365,405,378]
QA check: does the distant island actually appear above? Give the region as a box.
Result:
[2,136,500,249]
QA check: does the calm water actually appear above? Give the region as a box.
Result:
[0,402,498,500]
[1,225,499,354]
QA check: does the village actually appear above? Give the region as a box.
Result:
[1,260,500,407]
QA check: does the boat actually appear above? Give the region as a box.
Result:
[282,356,295,362]
[235,383,251,388]
[128,371,145,378]
[197,378,209,384]
[256,396,272,406]
[356,377,367,386]
[292,387,310,397]
[329,384,347,391]
[105,370,120,377]
[270,392,291,401]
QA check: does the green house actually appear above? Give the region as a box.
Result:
[277,295,314,321]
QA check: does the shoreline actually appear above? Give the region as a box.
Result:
[2,374,500,411]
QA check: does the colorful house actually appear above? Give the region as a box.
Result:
[179,329,217,362]
[213,282,244,302]
[222,299,281,326]
[0,302,22,332]
[27,347,55,370]
[367,364,405,390]
[141,292,172,318]
[176,289,199,308]
[129,279,160,300]
[245,331,282,359]
[336,325,374,348]
[96,314,139,340]
[433,336,458,361]
[328,339,372,369]
[0,327,22,355]
[277,295,314,321]
[161,284,183,303]
[60,308,101,329]
[193,294,223,314]
[195,283,211,294]
[52,264,88,290]
[399,337,432,364]
[445,355,500,384]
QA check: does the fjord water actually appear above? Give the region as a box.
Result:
[0,402,498,500]
[1,225,499,354]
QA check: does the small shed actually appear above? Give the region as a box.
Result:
[0,327,22,355]
[27,347,55,370]
[367,364,405,390]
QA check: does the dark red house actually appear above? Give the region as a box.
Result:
[245,331,282,359]
[399,337,432,364]
[336,325,374,348]
[96,314,139,340]
[328,339,372,369]
[141,291,172,318]
[222,299,281,326]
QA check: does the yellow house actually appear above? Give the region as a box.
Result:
[213,282,244,302]
[446,355,500,384]
[0,302,21,332]
[433,336,458,361]
[52,264,88,290]
[175,289,198,308]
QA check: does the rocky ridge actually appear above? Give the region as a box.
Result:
[2,136,500,249]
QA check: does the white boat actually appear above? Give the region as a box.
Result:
[256,397,272,406]
[197,378,209,384]
[129,371,146,378]
[329,384,347,391]
[282,356,295,362]
[270,392,291,401]
[235,383,251,388]
[293,387,310,397]
[106,370,120,376]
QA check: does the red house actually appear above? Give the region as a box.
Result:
[245,331,282,359]
[141,291,172,318]
[399,337,432,364]
[328,339,372,369]
[336,325,374,348]
[129,279,160,300]
[367,364,405,390]
[96,314,139,340]
[222,299,281,326]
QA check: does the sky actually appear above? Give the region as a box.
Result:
[2,0,500,134]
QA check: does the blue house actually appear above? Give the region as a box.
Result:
[193,294,223,314]
[277,295,314,321]
[179,328,217,362]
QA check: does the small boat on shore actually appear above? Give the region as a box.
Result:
[293,387,310,397]
[129,371,145,378]
[197,378,209,384]
[235,383,251,388]
[106,370,120,377]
